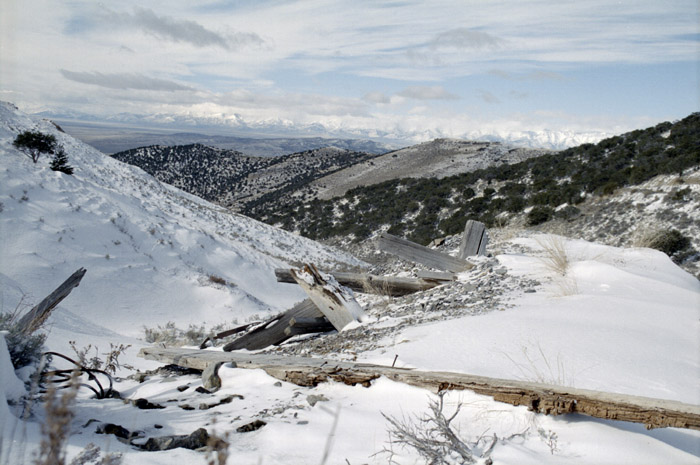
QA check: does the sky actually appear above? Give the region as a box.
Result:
[0,0,698,144]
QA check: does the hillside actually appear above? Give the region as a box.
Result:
[259,114,700,275]
[111,144,381,212]
[0,102,363,347]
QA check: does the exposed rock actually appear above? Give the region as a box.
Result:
[139,428,209,452]
[306,394,329,407]
[236,420,266,433]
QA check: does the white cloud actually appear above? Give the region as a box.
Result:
[397,86,459,100]
[60,70,195,92]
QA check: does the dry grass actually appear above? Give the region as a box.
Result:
[535,235,570,276]
[34,373,79,465]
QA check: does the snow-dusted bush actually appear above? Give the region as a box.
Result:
[0,312,46,369]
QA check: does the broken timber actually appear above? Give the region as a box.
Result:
[139,347,700,431]
[275,268,447,296]
[222,299,328,351]
[378,233,473,273]
[289,264,366,331]
[458,220,488,258]
[15,267,87,336]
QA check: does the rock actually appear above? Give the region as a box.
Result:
[133,398,165,410]
[139,428,210,451]
[202,362,224,391]
[195,386,212,394]
[177,385,190,392]
[236,420,266,433]
[306,394,329,407]
[96,423,131,439]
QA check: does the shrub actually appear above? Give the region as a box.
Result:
[0,311,46,369]
[49,150,74,175]
[13,131,57,163]
[643,229,691,258]
[554,205,581,221]
[527,206,553,226]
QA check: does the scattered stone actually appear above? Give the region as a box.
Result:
[139,428,210,451]
[177,385,190,392]
[154,424,163,429]
[96,423,131,439]
[195,386,212,394]
[306,394,329,407]
[236,420,266,433]
[297,420,309,425]
[179,404,195,411]
[273,381,282,387]
[133,398,165,410]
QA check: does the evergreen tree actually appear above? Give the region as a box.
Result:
[13,130,57,163]
[50,149,74,175]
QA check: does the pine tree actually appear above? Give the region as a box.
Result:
[50,149,74,175]
[13,130,57,163]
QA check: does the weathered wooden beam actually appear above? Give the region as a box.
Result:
[378,233,473,273]
[289,264,366,331]
[222,299,325,351]
[414,270,457,282]
[458,220,488,259]
[275,268,444,296]
[15,268,87,336]
[139,347,700,431]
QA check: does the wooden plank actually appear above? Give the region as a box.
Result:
[275,268,443,296]
[458,220,488,258]
[289,264,366,331]
[222,299,325,351]
[415,270,457,282]
[15,268,87,336]
[378,233,473,273]
[139,347,700,431]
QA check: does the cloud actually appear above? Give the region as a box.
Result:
[60,70,195,92]
[478,90,500,104]
[100,7,264,50]
[362,92,391,104]
[489,69,566,81]
[430,28,505,50]
[397,86,459,100]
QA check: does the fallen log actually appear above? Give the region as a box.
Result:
[139,347,700,431]
[275,269,444,296]
[289,264,366,331]
[15,268,87,336]
[378,233,473,273]
[222,299,327,351]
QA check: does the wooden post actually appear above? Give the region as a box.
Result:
[458,220,487,259]
[289,264,366,331]
[15,268,87,336]
[378,233,473,273]
[139,347,700,431]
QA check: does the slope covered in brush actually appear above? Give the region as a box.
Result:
[259,113,699,245]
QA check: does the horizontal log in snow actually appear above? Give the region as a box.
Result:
[289,264,366,331]
[15,268,87,336]
[139,347,700,431]
[275,268,445,296]
[378,233,473,273]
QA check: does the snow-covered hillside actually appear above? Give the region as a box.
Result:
[1,102,699,465]
[0,101,363,352]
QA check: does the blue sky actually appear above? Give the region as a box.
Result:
[0,0,698,145]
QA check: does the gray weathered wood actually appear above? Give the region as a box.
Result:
[15,268,87,336]
[378,233,473,273]
[289,264,366,331]
[139,347,700,431]
[458,220,488,258]
[414,270,457,282]
[275,268,444,296]
[223,299,325,351]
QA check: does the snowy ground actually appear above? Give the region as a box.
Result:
[1,103,699,464]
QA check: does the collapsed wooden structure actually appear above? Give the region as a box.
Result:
[139,346,700,431]
[211,222,487,352]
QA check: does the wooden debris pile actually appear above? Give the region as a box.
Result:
[207,221,488,352]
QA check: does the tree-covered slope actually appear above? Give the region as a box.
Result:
[257,113,700,245]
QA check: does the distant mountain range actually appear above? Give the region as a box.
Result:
[36,109,609,152]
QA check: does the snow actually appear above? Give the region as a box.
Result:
[1,103,699,464]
